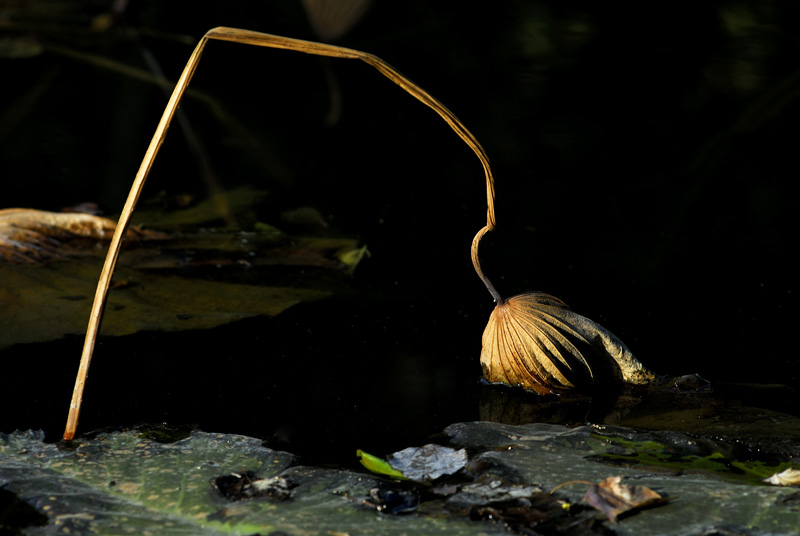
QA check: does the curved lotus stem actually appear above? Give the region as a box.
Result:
[471,225,501,303]
[64,27,501,440]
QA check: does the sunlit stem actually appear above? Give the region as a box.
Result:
[62,36,211,441]
[63,26,501,440]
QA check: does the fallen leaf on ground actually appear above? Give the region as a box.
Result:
[583,475,669,523]
[357,444,468,483]
[388,444,468,483]
[763,468,800,486]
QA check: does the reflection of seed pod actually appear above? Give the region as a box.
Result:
[481,292,655,394]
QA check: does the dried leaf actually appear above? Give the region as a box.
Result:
[763,468,800,486]
[357,445,468,483]
[480,292,655,393]
[0,208,163,263]
[583,476,668,523]
[388,444,468,483]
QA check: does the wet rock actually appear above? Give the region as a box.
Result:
[446,422,800,535]
[2,423,799,535]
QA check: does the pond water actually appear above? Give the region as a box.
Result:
[2,269,799,468]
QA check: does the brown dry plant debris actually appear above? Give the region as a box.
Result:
[62,27,653,441]
[0,208,163,263]
[481,293,655,394]
[583,476,671,523]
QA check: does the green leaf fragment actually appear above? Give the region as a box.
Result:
[336,244,370,272]
[356,449,407,480]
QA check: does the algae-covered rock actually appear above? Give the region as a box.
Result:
[0,429,497,535]
[2,423,799,535]
[447,421,800,535]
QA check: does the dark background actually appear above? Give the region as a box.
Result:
[1,1,797,458]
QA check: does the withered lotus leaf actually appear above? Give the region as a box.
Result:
[0,208,163,263]
[480,292,655,394]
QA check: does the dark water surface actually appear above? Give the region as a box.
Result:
[1,2,797,462]
[3,275,799,465]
